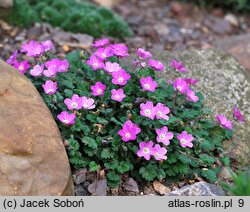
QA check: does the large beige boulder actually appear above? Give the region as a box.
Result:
[0,60,73,195]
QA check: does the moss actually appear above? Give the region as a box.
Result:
[8,0,133,38]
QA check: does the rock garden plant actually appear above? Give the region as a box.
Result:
[6,39,246,190]
[7,0,133,38]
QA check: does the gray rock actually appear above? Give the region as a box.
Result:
[155,49,250,162]
[204,16,232,35]
[166,182,225,196]
[214,33,250,74]
[0,0,13,8]
[74,184,89,196]
[124,177,139,193]
[73,168,87,185]
[123,49,250,162]
[88,179,107,196]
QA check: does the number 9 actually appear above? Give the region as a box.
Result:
[238,199,244,207]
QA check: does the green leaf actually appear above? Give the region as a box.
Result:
[81,136,97,149]
[107,171,120,182]
[89,161,98,171]
[86,114,97,122]
[200,140,215,151]
[201,169,217,182]
[96,117,109,125]
[178,154,191,164]
[139,164,158,181]
[199,154,216,165]
[101,148,114,159]
[118,161,132,173]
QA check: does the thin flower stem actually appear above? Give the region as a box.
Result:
[173,90,179,112]
[178,98,187,107]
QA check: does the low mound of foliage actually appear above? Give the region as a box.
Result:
[6,39,246,188]
[8,0,133,39]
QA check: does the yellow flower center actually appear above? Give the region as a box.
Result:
[180,138,186,144]
[115,94,120,99]
[71,102,78,108]
[97,89,102,94]
[19,65,24,71]
[125,132,131,138]
[143,147,149,153]
[144,83,150,89]
[118,77,124,82]
[160,134,165,139]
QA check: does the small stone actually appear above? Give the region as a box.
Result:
[166,182,225,196]
[53,31,93,49]
[0,0,13,8]
[224,14,239,27]
[74,184,89,196]
[204,16,232,35]
[153,181,171,195]
[218,167,233,181]
[73,168,87,185]
[110,188,119,196]
[88,179,107,196]
[143,184,157,195]
[93,0,123,8]
[124,177,139,193]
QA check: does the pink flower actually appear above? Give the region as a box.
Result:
[216,115,233,130]
[137,141,154,160]
[41,40,54,52]
[91,82,106,96]
[21,40,44,57]
[42,80,58,95]
[111,89,126,102]
[86,56,104,70]
[148,59,164,71]
[137,48,152,60]
[140,101,156,120]
[111,43,129,57]
[82,97,95,110]
[6,50,18,65]
[44,58,69,77]
[153,144,167,160]
[183,78,198,85]
[44,62,57,78]
[173,78,189,94]
[30,64,44,77]
[233,107,246,123]
[104,62,121,74]
[177,131,194,148]
[111,69,131,86]
[92,38,109,48]
[140,76,158,92]
[57,111,76,125]
[94,47,113,61]
[64,94,84,110]
[13,60,30,74]
[154,103,170,120]
[186,89,199,102]
[56,59,69,73]
[171,60,188,72]
[118,120,141,142]
[156,126,173,145]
